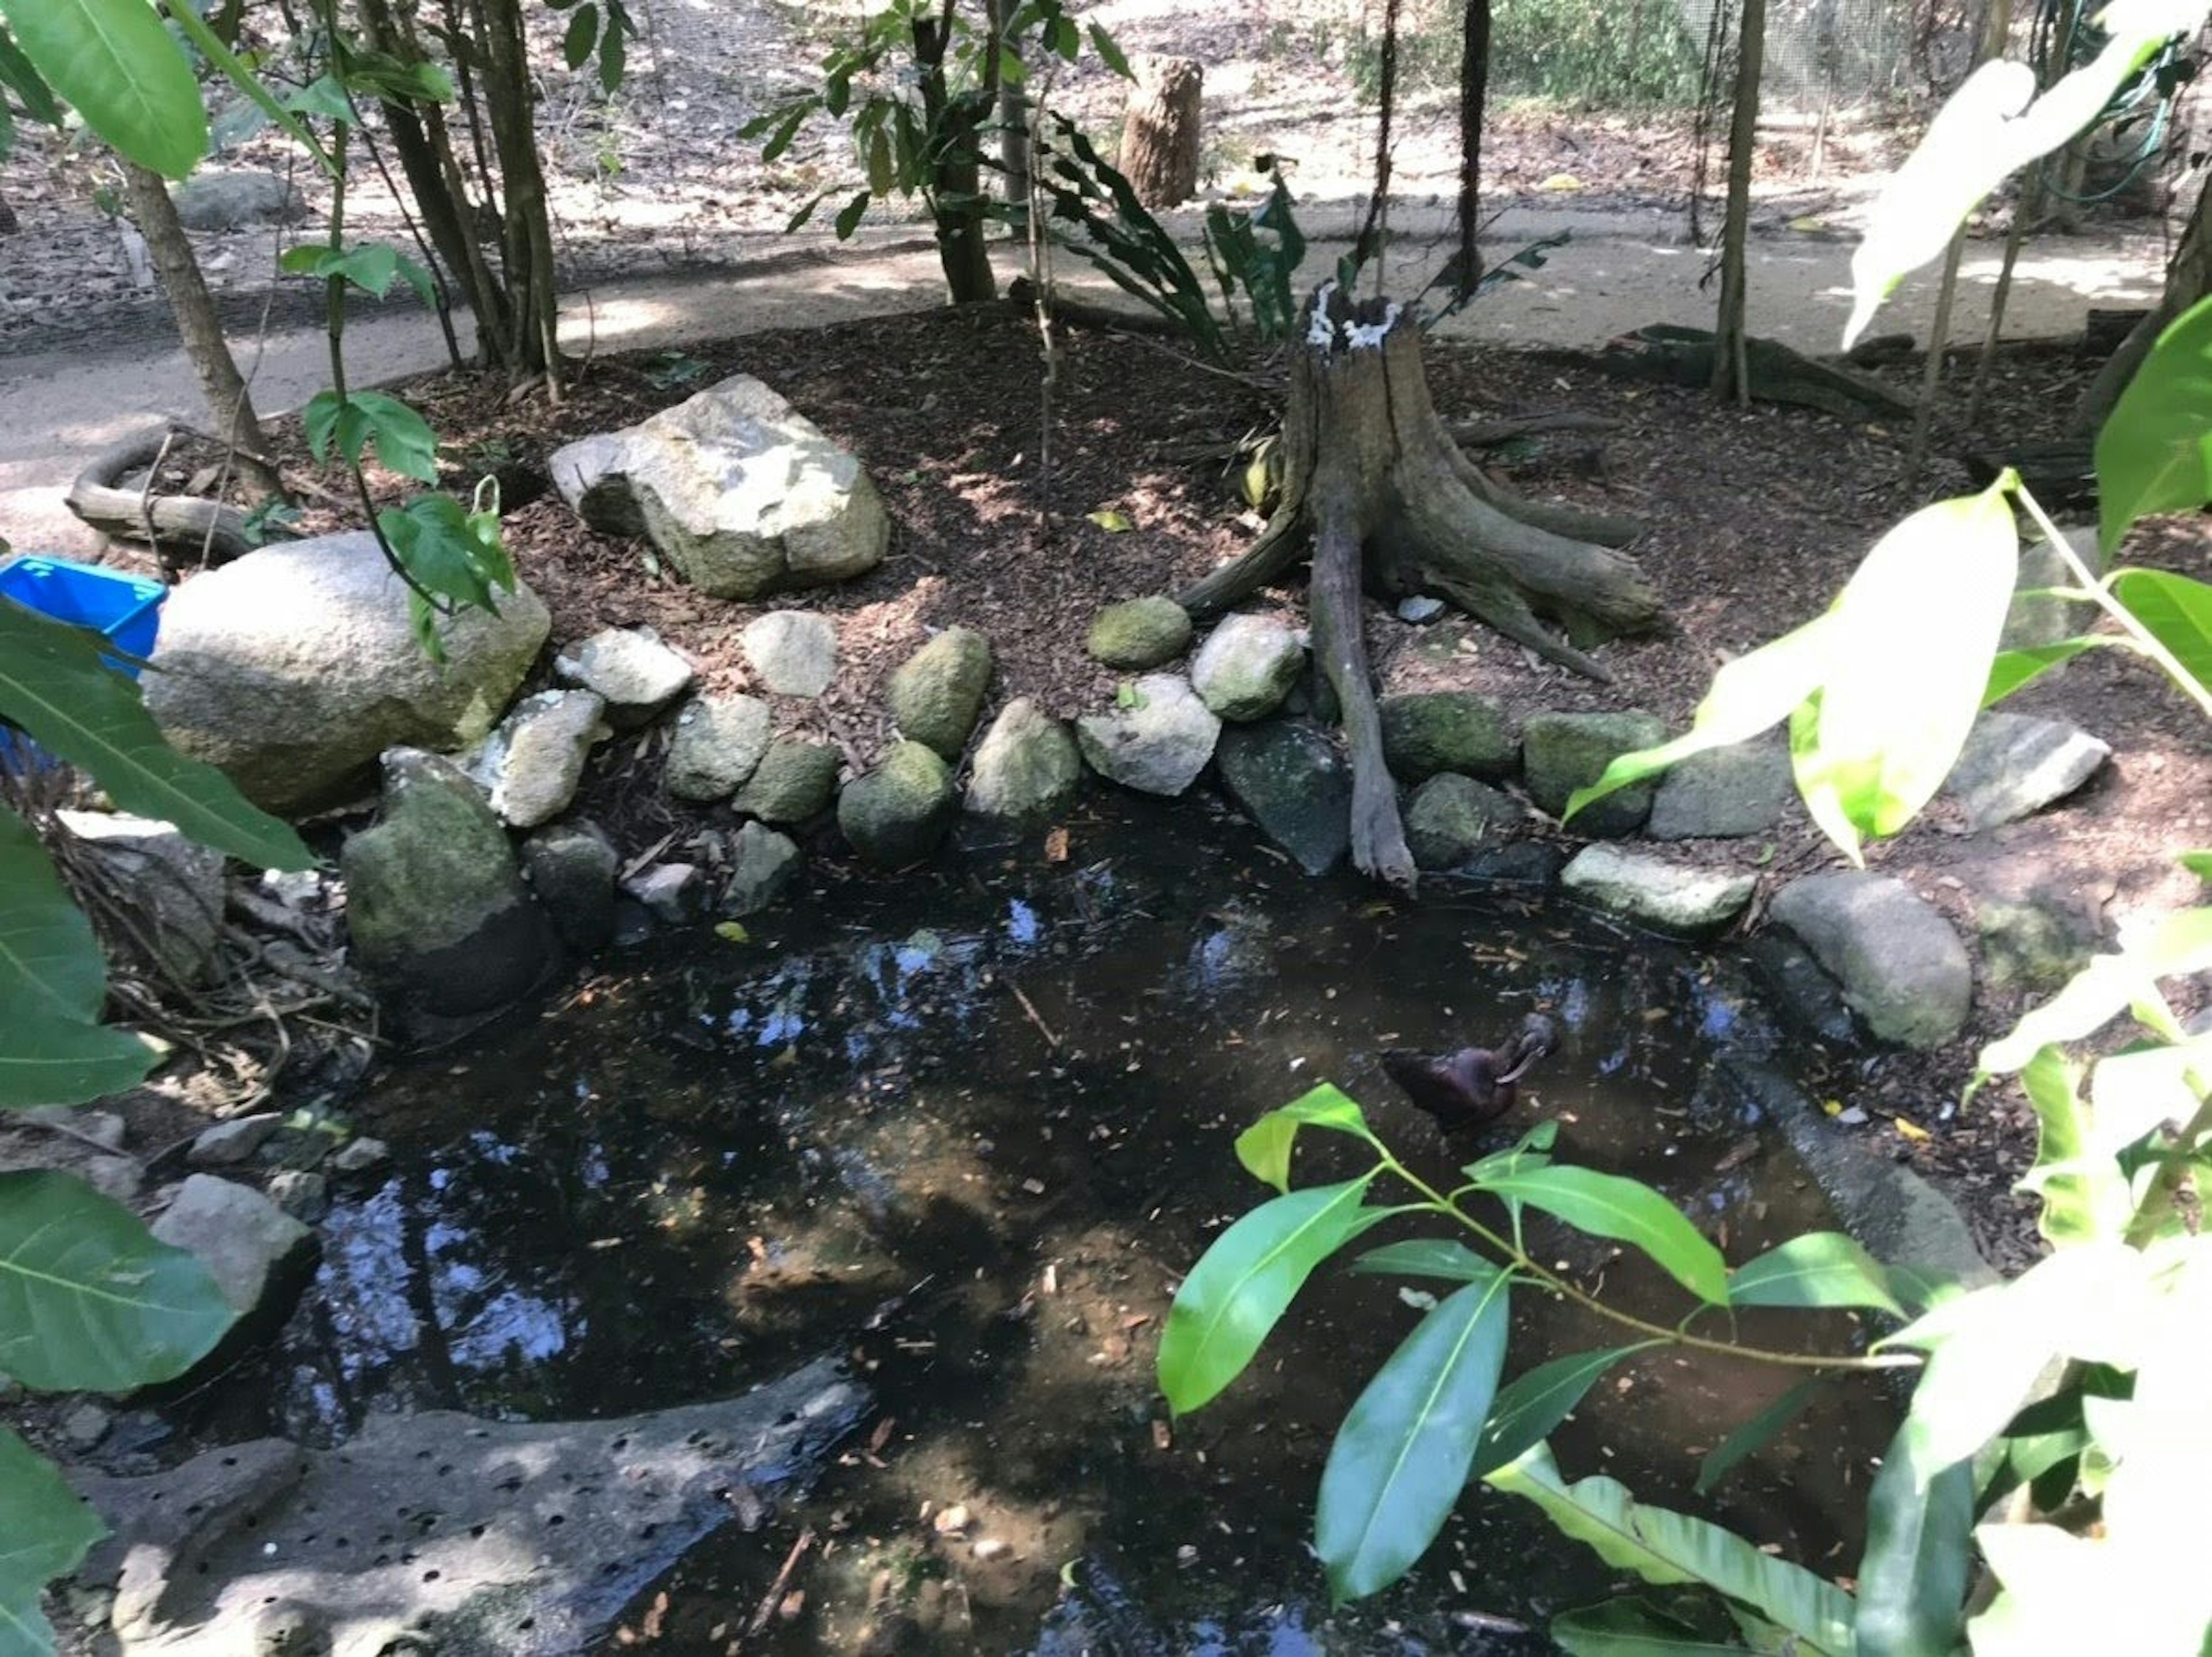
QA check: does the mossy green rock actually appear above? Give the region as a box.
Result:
[838,740,957,866]
[888,627,994,760]
[1522,710,1667,836]
[1380,692,1516,782]
[733,738,841,824]
[1404,774,1522,869]
[965,698,1082,822]
[1087,597,1192,670]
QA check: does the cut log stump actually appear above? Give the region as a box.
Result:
[1173,283,1664,890]
[1120,55,1202,210]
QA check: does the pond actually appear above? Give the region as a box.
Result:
[191,797,1895,1653]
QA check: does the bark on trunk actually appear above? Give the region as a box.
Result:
[1455,0,1492,295]
[2074,172,2212,434]
[1121,56,1202,210]
[468,0,561,385]
[1175,285,1662,887]
[118,162,280,498]
[1711,0,1764,404]
[914,10,997,303]
[67,424,255,570]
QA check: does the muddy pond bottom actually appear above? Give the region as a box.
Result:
[232,799,1896,1652]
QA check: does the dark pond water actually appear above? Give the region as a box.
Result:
[210,797,1894,1652]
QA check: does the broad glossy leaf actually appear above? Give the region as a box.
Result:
[2099,298,2212,553]
[0,601,310,871]
[1234,1083,1378,1192]
[1088,21,1133,78]
[833,189,870,240]
[0,25,64,128]
[1486,1446,1855,1655]
[1317,1270,1510,1601]
[0,0,207,178]
[377,494,513,615]
[562,3,599,70]
[1980,907,2212,1072]
[1350,1239,1497,1283]
[2182,849,2212,883]
[1846,0,2201,347]
[2017,1048,2128,1246]
[1728,1232,1903,1317]
[1854,1416,1974,1657]
[1981,639,2101,707]
[2110,566,2212,693]
[1552,1595,1758,1655]
[0,1170,234,1390]
[1471,1165,1728,1305]
[1566,616,1834,824]
[2088,1036,2212,1157]
[1793,483,2017,861]
[1461,1117,1558,1186]
[1695,1377,1823,1496]
[1158,1179,1384,1415]
[1474,1343,1658,1479]
[161,0,329,177]
[0,1427,105,1655]
[344,390,438,483]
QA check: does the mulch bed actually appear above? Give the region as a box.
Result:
[142,298,2212,1275]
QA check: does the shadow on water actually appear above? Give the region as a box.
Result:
[211,796,1895,1652]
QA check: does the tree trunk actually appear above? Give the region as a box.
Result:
[470,0,561,385]
[986,0,1031,208]
[1455,0,1492,297]
[914,10,997,303]
[1711,0,1764,404]
[1121,55,1202,210]
[2074,171,2212,434]
[116,161,281,498]
[1175,285,1663,888]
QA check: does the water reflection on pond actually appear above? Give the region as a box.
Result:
[233,799,1895,1652]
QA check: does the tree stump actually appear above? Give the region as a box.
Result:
[1174,284,1663,889]
[1120,55,1202,209]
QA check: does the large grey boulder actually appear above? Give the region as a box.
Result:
[1191,615,1304,722]
[468,689,607,829]
[1214,721,1351,875]
[887,627,993,759]
[965,699,1081,823]
[1561,844,1755,937]
[54,811,226,985]
[150,1175,313,1321]
[552,627,694,727]
[1767,871,1972,1049]
[664,693,772,801]
[1967,857,2108,992]
[556,375,888,599]
[743,609,839,697]
[521,818,620,952]
[1380,692,1516,782]
[71,1359,868,1657]
[1647,737,1793,840]
[1942,711,2110,832]
[734,737,842,823]
[1075,675,1221,796]
[1088,596,1192,669]
[172,169,306,232]
[1404,774,1522,870]
[839,741,957,866]
[145,533,550,815]
[340,749,555,1020]
[1522,710,1667,836]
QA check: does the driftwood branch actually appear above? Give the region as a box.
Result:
[66,422,255,568]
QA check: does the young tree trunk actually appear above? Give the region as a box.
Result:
[1455,0,1492,296]
[1174,285,1662,888]
[116,161,282,498]
[2074,171,2212,433]
[1121,55,1202,209]
[986,0,1031,207]
[914,9,997,302]
[469,0,562,385]
[1710,0,1764,404]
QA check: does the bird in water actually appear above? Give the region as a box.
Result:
[1381,1013,1559,1131]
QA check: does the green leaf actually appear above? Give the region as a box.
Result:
[1233,1082,1379,1191]
[1979,906,2212,1072]
[1552,1595,1760,1655]
[597,12,627,95]
[1086,508,1134,532]
[1727,1231,1904,1317]
[1316,1269,1510,1601]
[0,601,312,870]
[160,0,331,178]
[2017,1048,2129,1246]
[1469,1165,1729,1306]
[279,240,406,299]
[1853,1416,1975,1657]
[0,0,207,178]
[0,24,69,128]
[1486,1446,1856,1655]
[1351,1239,1497,1283]
[757,103,808,164]
[284,73,354,123]
[0,806,156,1109]
[2099,296,2212,553]
[0,1170,236,1390]
[2181,850,2212,883]
[1474,1343,1657,1480]
[0,1426,105,1655]
[2110,567,2212,693]
[376,493,514,616]
[1793,481,2018,862]
[832,189,870,240]
[1087,20,1133,78]
[1565,615,1835,824]
[341,390,438,483]
[562,3,599,70]
[2086,1034,2212,1158]
[1695,1377,1824,1496]
[1845,0,2202,347]
[865,124,893,194]
[1460,1117,1559,1186]
[1158,1178,1385,1415]
[1981,639,2102,707]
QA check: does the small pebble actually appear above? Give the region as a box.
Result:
[188,1113,282,1168]
[267,1170,330,1223]
[932,1503,971,1535]
[331,1137,391,1174]
[971,1537,1010,1560]
[1396,596,1445,624]
[63,1403,112,1449]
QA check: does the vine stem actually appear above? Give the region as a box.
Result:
[1373,1150,1916,1374]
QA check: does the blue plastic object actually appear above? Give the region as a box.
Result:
[0,555,169,772]
[0,555,166,673]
